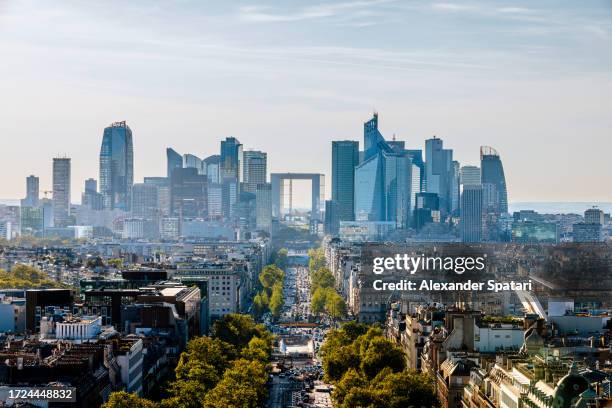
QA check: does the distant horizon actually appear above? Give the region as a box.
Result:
[2,198,611,216]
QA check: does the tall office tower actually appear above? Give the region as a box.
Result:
[20,206,43,236]
[255,183,272,233]
[460,166,481,187]
[22,175,39,207]
[324,200,340,236]
[242,150,267,194]
[220,137,243,179]
[84,178,97,193]
[354,113,412,227]
[132,183,159,218]
[460,185,483,243]
[425,137,453,216]
[81,178,103,210]
[41,199,54,230]
[144,177,171,216]
[183,154,204,175]
[405,150,425,192]
[167,148,183,178]
[170,167,207,219]
[52,157,71,227]
[480,146,508,214]
[221,177,238,219]
[450,160,460,215]
[207,183,223,219]
[100,121,134,211]
[204,155,221,184]
[584,207,604,224]
[332,140,359,221]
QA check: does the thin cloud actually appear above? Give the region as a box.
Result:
[238,0,396,23]
[431,3,479,12]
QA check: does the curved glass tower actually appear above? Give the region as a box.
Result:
[480,146,508,214]
[100,121,134,211]
[166,148,182,178]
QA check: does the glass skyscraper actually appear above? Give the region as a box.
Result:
[460,185,483,242]
[354,114,413,227]
[22,175,39,207]
[242,150,267,194]
[166,148,182,178]
[220,137,243,179]
[52,157,71,227]
[170,167,207,218]
[99,121,134,211]
[480,146,508,214]
[332,140,359,221]
[425,137,453,215]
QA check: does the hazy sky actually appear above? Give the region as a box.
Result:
[1,0,611,206]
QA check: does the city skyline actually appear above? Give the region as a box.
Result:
[1,1,611,203]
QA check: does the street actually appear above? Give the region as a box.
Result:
[265,264,333,408]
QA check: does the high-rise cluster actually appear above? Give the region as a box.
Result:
[329,113,509,243]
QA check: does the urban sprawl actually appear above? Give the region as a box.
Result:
[0,114,610,408]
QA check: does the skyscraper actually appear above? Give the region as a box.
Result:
[460,166,481,187]
[242,150,267,194]
[207,183,223,219]
[220,137,242,179]
[460,185,483,243]
[203,155,221,184]
[480,146,508,214]
[170,167,207,219]
[332,140,359,221]
[354,113,413,227]
[52,157,71,227]
[183,154,203,175]
[132,183,159,218]
[81,178,103,210]
[144,177,171,216]
[166,148,182,178]
[324,200,340,236]
[100,121,134,211]
[255,183,272,233]
[425,137,453,215]
[22,175,39,207]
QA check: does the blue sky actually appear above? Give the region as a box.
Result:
[0,0,611,204]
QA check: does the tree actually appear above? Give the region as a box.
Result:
[241,336,272,363]
[269,282,284,319]
[308,247,326,272]
[311,287,329,316]
[258,264,284,290]
[212,314,270,351]
[359,337,406,379]
[107,258,124,269]
[325,291,347,319]
[0,265,67,289]
[331,368,367,406]
[252,291,269,318]
[372,370,439,408]
[102,392,157,408]
[311,267,335,292]
[202,359,268,408]
[274,248,289,269]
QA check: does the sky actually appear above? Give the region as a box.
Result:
[0,0,611,206]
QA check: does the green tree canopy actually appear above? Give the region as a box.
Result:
[212,314,271,351]
[258,264,285,290]
[102,391,157,408]
[268,282,284,319]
